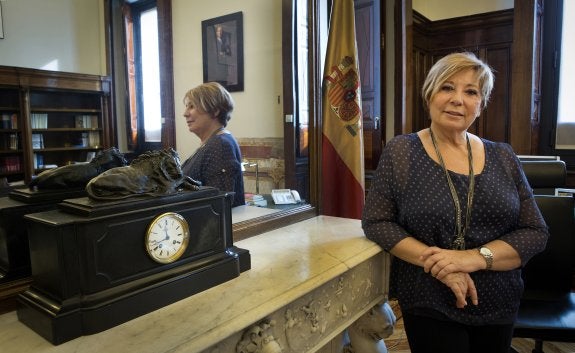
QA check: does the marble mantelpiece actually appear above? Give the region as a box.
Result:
[0,216,389,353]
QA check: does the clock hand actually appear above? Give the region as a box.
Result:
[149,228,169,247]
[155,228,170,244]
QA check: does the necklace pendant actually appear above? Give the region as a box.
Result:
[452,237,466,250]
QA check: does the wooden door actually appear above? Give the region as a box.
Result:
[355,0,383,172]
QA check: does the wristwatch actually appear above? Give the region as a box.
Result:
[478,247,493,270]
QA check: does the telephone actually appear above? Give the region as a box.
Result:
[271,189,302,205]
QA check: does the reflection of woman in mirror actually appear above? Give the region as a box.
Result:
[181,82,245,207]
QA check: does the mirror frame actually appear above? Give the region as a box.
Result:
[121,0,323,237]
[233,0,321,240]
[0,0,323,314]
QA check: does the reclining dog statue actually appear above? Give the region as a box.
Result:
[28,148,127,190]
[86,148,201,200]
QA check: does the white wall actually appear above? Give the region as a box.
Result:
[172,0,283,160]
[412,0,513,21]
[0,0,103,74]
[0,0,283,160]
[0,0,511,156]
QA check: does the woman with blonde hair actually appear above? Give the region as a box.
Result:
[362,52,548,353]
[181,82,244,206]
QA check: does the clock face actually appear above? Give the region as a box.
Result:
[145,212,190,264]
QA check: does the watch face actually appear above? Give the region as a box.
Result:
[480,247,492,257]
[145,212,190,264]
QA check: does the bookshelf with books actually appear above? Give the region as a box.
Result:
[0,66,115,184]
[0,87,24,183]
[29,90,105,173]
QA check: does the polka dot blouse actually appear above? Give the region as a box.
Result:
[181,132,245,207]
[362,133,549,325]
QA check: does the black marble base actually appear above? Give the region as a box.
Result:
[17,188,250,344]
[18,250,241,345]
[0,188,87,281]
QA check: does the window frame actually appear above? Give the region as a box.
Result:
[120,0,175,155]
[539,0,575,170]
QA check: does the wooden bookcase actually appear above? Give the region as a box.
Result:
[0,87,23,184]
[0,66,114,185]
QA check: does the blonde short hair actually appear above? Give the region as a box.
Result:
[422,52,494,110]
[184,82,234,126]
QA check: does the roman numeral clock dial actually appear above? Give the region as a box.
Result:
[145,212,190,264]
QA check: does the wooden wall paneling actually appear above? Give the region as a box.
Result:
[394,0,413,135]
[157,0,175,150]
[282,0,297,192]
[530,0,544,154]
[510,0,539,155]
[426,11,513,51]
[412,12,431,133]
[411,10,514,144]
[481,45,512,142]
[411,49,431,132]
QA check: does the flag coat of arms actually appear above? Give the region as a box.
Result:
[321,0,365,219]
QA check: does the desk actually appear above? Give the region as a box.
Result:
[0,216,388,353]
[231,204,282,224]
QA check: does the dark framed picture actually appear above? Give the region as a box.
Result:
[0,3,4,39]
[201,12,244,92]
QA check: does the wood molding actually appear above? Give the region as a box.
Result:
[232,205,316,242]
[0,278,31,315]
[0,66,111,93]
[411,9,516,145]
[510,0,538,155]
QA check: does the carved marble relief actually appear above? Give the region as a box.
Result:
[200,254,386,353]
[343,301,397,353]
[236,319,282,353]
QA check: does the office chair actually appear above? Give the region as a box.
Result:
[520,160,566,195]
[511,195,575,353]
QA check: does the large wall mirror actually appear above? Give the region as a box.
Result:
[224,0,320,240]
[106,0,319,241]
[0,0,322,311]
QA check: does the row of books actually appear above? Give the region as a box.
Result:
[29,114,101,129]
[31,113,49,129]
[75,115,100,129]
[31,132,101,149]
[1,133,20,150]
[0,156,22,173]
[33,153,43,169]
[85,131,101,148]
[32,134,45,149]
[33,152,96,170]
[1,114,18,129]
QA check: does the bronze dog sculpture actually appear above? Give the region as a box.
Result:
[28,148,127,190]
[86,148,201,200]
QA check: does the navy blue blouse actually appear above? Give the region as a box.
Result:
[181,133,245,207]
[362,133,548,325]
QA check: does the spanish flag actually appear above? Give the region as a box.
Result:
[321,0,364,219]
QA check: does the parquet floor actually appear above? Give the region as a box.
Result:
[383,301,575,353]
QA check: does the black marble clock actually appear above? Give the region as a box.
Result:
[0,188,87,281]
[17,187,250,345]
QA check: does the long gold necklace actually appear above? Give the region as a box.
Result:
[200,126,225,147]
[187,126,225,164]
[429,128,475,250]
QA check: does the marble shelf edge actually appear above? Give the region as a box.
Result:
[179,216,389,353]
[188,246,386,352]
[0,215,390,353]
